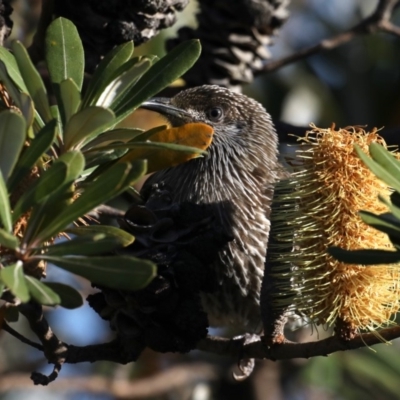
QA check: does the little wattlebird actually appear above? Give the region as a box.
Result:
[141,85,282,333]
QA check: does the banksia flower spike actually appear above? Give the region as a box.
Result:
[266,124,400,339]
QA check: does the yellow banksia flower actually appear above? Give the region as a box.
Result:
[270,124,400,335]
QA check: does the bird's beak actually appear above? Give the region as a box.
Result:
[140,98,192,124]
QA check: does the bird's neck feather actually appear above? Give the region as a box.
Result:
[162,123,279,206]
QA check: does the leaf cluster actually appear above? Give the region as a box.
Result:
[330,143,400,265]
[0,18,202,315]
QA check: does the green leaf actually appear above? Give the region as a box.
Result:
[11,40,53,122]
[0,262,30,302]
[0,47,28,92]
[0,228,19,249]
[125,186,142,204]
[40,255,156,291]
[114,39,201,120]
[44,282,83,309]
[18,92,35,130]
[0,61,27,115]
[82,41,134,108]
[99,59,151,110]
[0,111,26,180]
[129,125,168,142]
[379,195,400,222]
[359,211,400,240]
[328,246,400,265]
[22,151,85,245]
[32,160,146,244]
[63,106,115,150]
[45,17,84,90]
[87,140,206,155]
[82,128,143,151]
[25,275,61,306]
[33,110,45,131]
[391,192,400,209]
[84,147,128,169]
[76,158,116,184]
[41,233,133,256]
[355,144,400,193]
[0,171,12,232]
[58,78,81,125]
[369,142,400,178]
[13,162,67,222]
[51,103,60,120]
[8,119,58,191]
[66,225,135,246]
[13,150,84,222]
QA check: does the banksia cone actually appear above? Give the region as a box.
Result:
[0,0,12,45]
[55,0,189,72]
[267,124,400,338]
[167,0,290,90]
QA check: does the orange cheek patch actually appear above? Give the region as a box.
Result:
[121,122,214,173]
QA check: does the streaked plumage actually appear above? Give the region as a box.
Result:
[142,85,280,332]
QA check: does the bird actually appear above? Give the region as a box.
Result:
[140,85,281,333]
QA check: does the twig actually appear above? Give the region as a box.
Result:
[10,303,400,382]
[18,302,67,385]
[197,325,400,360]
[13,324,400,367]
[2,322,44,351]
[65,337,144,365]
[262,0,400,73]
[88,205,126,218]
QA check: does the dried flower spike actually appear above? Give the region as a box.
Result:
[268,124,400,337]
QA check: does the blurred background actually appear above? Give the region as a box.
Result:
[2,0,400,399]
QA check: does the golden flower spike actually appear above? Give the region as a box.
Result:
[265,124,400,341]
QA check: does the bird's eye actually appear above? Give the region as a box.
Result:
[206,107,224,122]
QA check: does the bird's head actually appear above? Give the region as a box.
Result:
[141,85,277,155]
[140,85,280,203]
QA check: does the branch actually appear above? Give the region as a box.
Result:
[197,325,400,360]
[12,318,400,365]
[262,0,400,73]
[16,302,143,384]
[65,338,144,365]
[90,204,125,218]
[18,302,67,385]
[12,301,400,383]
